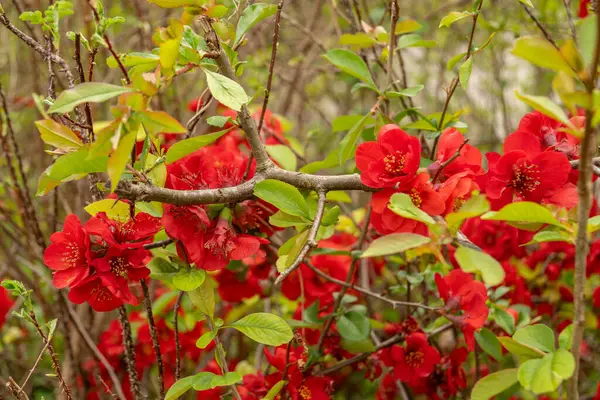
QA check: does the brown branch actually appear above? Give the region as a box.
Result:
[173,291,184,380]
[61,296,127,400]
[141,280,165,399]
[316,205,371,353]
[431,0,483,158]
[118,306,143,400]
[144,239,174,250]
[28,311,72,399]
[274,191,328,285]
[305,262,437,311]
[521,3,561,50]
[568,3,600,398]
[387,0,399,88]
[320,323,453,375]
[200,17,274,172]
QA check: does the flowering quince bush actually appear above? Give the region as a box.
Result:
[4,1,600,400]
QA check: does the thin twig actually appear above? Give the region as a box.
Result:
[173,291,184,380]
[144,238,174,250]
[274,191,328,285]
[141,280,165,399]
[568,3,600,398]
[387,0,399,88]
[431,139,469,183]
[316,205,372,353]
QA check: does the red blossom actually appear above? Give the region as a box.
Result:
[435,269,489,349]
[0,285,14,329]
[68,273,138,312]
[431,128,482,180]
[43,214,91,289]
[84,211,161,247]
[385,332,441,383]
[356,124,421,188]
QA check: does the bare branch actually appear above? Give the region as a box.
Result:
[274,191,328,285]
[141,280,165,399]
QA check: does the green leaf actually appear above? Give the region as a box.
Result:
[338,114,369,165]
[360,233,431,258]
[165,375,196,400]
[138,110,186,136]
[455,246,505,286]
[336,311,370,341]
[189,278,216,319]
[269,211,309,229]
[203,68,249,112]
[235,3,278,45]
[339,33,377,48]
[518,349,575,394]
[447,52,466,70]
[481,201,562,230]
[172,268,206,292]
[395,19,422,35]
[147,0,197,8]
[206,115,232,128]
[518,0,534,7]
[513,324,555,353]
[84,199,131,220]
[471,369,518,400]
[48,83,132,114]
[191,371,242,391]
[577,15,597,68]
[497,336,545,360]
[512,36,576,77]
[34,119,82,150]
[388,193,435,225]
[160,37,181,72]
[107,52,160,68]
[165,129,228,163]
[253,179,309,218]
[459,57,473,89]
[262,380,285,400]
[397,33,436,49]
[323,49,376,89]
[559,324,573,349]
[228,312,293,346]
[107,132,137,192]
[37,146,108,195]
[515,91,574,129]
[385,85,425,98]
[321,206,341,226]
[445,194,490,232]
[195,331,216,349]
[475,328,503,362]
[494,308,516,335]
[524,229,573,245]
[439,11,473,28]
[266,144,297,171]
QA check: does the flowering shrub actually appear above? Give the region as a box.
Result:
[2,0,600,400]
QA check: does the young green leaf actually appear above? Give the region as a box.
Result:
[206,115,232,128]
[262,380,285,400]
[188,278,216,319]
[107,132,137,191]
[497,336,545,360]
[361,233,431,258]
[515,91,575,130]
[336,311,370,341]
[454,246,505,286]
[439,11,473,28]
[147,0,197,8]
[48,83,132,114]
[558,324,573,350]
[512,324,555,353]
[475,328,503,362]
[385,84,425,98]
[337,114,369,165]
[165,129,229,163]
[195,331,216,349]
[34,119,82,150]
[518,349,575,394]
[323,49,377,90]
[265,144,297,171]
[459,57,473,89]
[235,3,278,45]
[165,375,196,400]
[395,19,422,35]
[228,312,293,346]
[388,193,435,225]
[471,369,518,400]
[481,201,562,229]
[84,199,131,220]
[138,110,186,136]
[203,68,249,112]
[172,269,206,292]
[253,179,309,218]
[512,36,576,77]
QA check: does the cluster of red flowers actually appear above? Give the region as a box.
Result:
[43,212,160,311]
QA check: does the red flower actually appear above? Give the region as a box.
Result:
[187,97,205,112]
[484,149,571,207]
[0,285,14,329]
[387,333,441,383]
[68,273,138,312]
[356,124,421,188]
[580,0,591,18]
[162,204,210,264]
[199,210,269,271]
[436,172,479,215]
[441,347,468,395]
[431,128,482,180]
[435,269,489,349]
[92,246,151,281]
[216,268,262,303]
[84,211,161,247]
[43,214,91,289]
